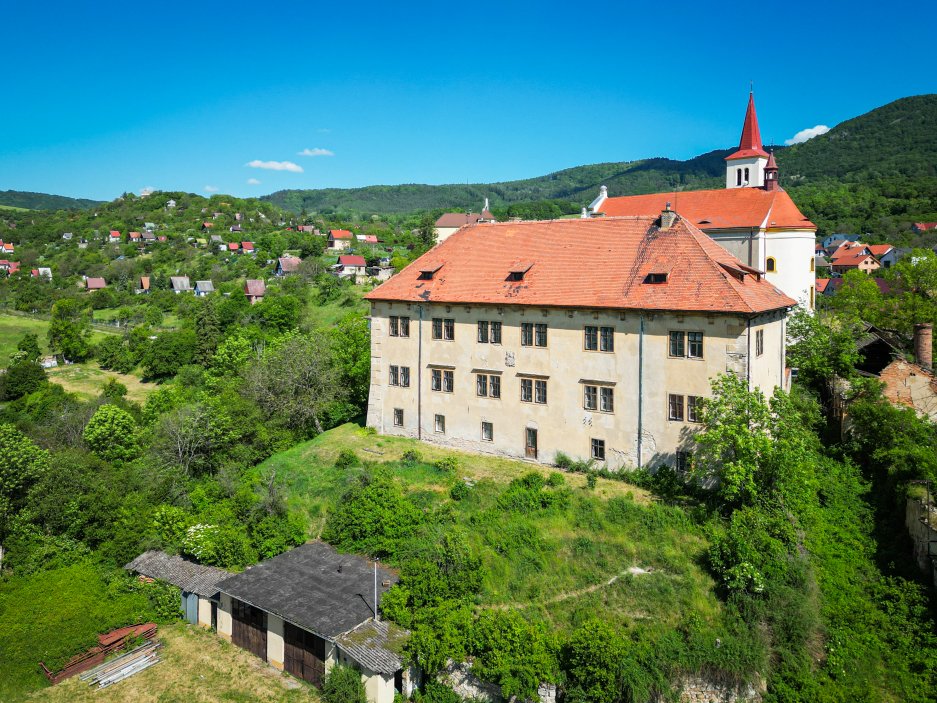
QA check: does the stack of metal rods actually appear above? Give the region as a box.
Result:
[79,640,162,688]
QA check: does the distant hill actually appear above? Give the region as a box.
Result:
[0,190,102,211]
[263,95,937,237]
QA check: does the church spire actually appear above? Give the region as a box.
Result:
[726,91,769,161]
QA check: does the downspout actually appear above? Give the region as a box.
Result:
[417,305,424,440]
[746,317,752,390]
[637,314,645,469]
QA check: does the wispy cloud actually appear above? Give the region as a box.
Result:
[298,147,334,157]
[246,178,261,185]
[140,186,155,196]
[246,159,304,173]
[784,125,830,146]
[316,128,331,134]
[204,185,219,193]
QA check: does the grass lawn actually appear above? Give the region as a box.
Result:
[27,624,321,703]
[0,313,116,365]
[45,364,156,403]
[303,285,368,329]
[250,424,723,634]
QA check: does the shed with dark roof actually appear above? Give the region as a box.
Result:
[125,550,230,627]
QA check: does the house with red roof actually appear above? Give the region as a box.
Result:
[85,277,107,291]
[327,230,353,251]
[109,230,121,242]
[244,279,266,305]
[434,199,496,244]
[364,210,794,470]
[0,240,14,254]
[830,250,881,275]
[241,241,255,254]
[867,244,898,269]
[335,254,367,282]
[913,222,937,233]
[0,260,20,275]
[227,242,240,252]
[129,231,142,242]
[589,93,817,309]
[356,234,379,245]
[275,255,302,276]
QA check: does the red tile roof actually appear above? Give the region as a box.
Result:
[129,231,141,239]
[598,187,815,231]
[277,256,301,272]
[241,241,255,251]
[913,222,937,232]
[244,279,266,297]
[831,252,878,267]
[86,277,106,290]
[329,229,353,239]
[339,255,366,267]
[365,216,795,315]
[435,212,494,228]
[227,242,239,251]
[726,93,769,161]
[815,278,831,293]
[109,230,121,238]
[867,244,894,257]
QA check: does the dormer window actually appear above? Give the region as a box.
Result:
[507,261,534,281]
[419,263,443,280]
[644,272,668,284]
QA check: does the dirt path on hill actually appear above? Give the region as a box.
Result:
[481,566,655,611]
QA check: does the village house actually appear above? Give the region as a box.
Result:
[0,260,21,275]
[434,200,496,244]
[830,249,881,275]
[62,232,73,241]
[230,224,243,233]
[194,280,215,296]
[170,276,192,293]
[356,234,379,244]
[821,233,861,249]
[30,267,52,279]
[85,277,107,291]
[913,222,937,233]
[142,231,157,244]
[136,276,150,294]
[241,241,256,254]
[245,279,266,304]
[816,278,831,295]
[109,230,121,242]
[364,211,794,470]
[367,264,396,282]
[588,94,817,309]
[126,551,230,628]
[166,199,177,208]
[1,240,15,254]
[297,225,320,234]
[276,255,302,276]
[868,244,898,268]
[328,229,353,250]
[335,254,367,282]
[129,231,142,243]
[215,541,414,703]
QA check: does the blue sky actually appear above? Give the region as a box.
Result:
[2,0,935,201]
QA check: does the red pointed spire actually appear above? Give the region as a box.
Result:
[725,92,769,161]
[765,149,777,170]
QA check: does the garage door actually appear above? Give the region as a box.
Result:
[284,622,326,686]
[231,599,267,660]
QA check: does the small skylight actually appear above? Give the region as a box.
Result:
[419,263,444,280]
[643,272,668,284]
[507,261,534,282]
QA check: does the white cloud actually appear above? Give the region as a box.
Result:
[246,178,261,185]
[246,159,304,173]
[140,186,155,196]
[204,185,219,193]
[784,124,830,146]
[316,128,331,133]
[298,147,335,157]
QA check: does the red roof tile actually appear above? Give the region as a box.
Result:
[815,278,830,293]
[598,187,815,230]
[867,244,894,257]
[241,241,254,251]
[329,229,353,239]
[726,92,768,161]
[435,212,494,228]
[339,255,366,267]
[227,242,239,251]
[86,277,106,289]
[244,279,266,296]
[365,216,795,315]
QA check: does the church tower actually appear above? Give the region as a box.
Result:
[725,92,769,189]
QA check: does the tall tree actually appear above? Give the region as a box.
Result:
[48,299,92,361]
[194,297,221,366]
[0,424,49,570]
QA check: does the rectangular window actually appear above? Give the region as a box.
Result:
[584,326,598,351]
[444,318,454,341]
[521,322,534,346]
[591,438,606,461]
[477,321,489,343]
[600,326,614,352]
[491,321,502,344]
[434,414,445,433]
[393,408,403,426]
[399,317,410,337]
[688,332,704,359]
[401,367,410,387]
[489,375,501,398]
[432,318,443,340]
[389,316,399,337]
[584,385,598,410]
[687,395,702,423]
[675,450,690,472]
[476,374,488,397]
[481,421,493,442]
[535,323,548,347]
[755,329,764,357]
[600,386,614,413]
[389,365,399,386]
[669,331,685,357]
[431,369,442,391]
[535,379,547,404]
[520,378,533,402]
[443,370,454,393]
[668,394,685,421]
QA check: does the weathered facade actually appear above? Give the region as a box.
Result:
[365,215,793,470]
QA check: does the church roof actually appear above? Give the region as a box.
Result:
[597,187,816,231]
[726,93,769,161]
[365,216,795,315]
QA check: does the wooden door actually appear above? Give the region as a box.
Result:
[525,428,538,459]
[231,599,267,660]
[284,622,326,686]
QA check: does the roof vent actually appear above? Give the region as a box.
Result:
[419,263,444,280]
[661,203,677,229]
[643,272,668,284]
[507,261,534,282]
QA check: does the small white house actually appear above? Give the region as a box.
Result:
[195,280,215,296]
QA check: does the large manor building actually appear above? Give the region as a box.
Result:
[589,93,817,310]
[364,213,794,470]
[364,93,810,470]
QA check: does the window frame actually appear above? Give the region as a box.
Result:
[520,378,533,403]
[443,318,454,341]
[583,384,598,411]
[766,257,777,273]
[393,408,403,427]
[490,321,502,345]
[669,331,685,358]
[687,395,702,423]
[534,379,547,404]
[521,322,534,347]
[481,421,493,442]
[400,366,410,387]
[755,329,764,357]
[399,316,410,337]
[591,438,606,461]
[534,323,548,347]
[431,368,442,392]
[477,320,489,343]
[584,325,599,351]
[434,414,445,434]
[476,373,488,397]
[668,393,685,422]
[432,317,442,340]
[389,364,399,386]
[489,375,501,398]
[600,386,614,413]
[442,369,454,393]
[389,316,399,337]
[687,332,704,359]
[600,326,614,352]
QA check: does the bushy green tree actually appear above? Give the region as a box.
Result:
[322,664,367,703]
[194,297,221,366]
[0,425,49,568]
[331,313,370,411]
[48,298,92,361]
[83,404,137,461]
[142,330,196,380]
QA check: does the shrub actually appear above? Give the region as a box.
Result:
[435,456,460,474]
[83,404,137,461]
[412,680,461,703]
[554,451,573,469]
[322,664,367,703]
[546,471,565,487]
[335,449,358,470]
[402,449,422,465]
[586,472,598,489]
[450,481,470,501]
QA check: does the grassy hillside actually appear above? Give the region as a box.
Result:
[0,313,115,365]
[0,190,101,211]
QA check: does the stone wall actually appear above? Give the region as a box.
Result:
[905,498,937,585]
[666,675,764,703]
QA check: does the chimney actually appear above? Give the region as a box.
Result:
[660,202,677,229]
[914,323,933,369]
[580,207,589,219]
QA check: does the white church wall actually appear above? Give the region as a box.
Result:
[764,230,816,310]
